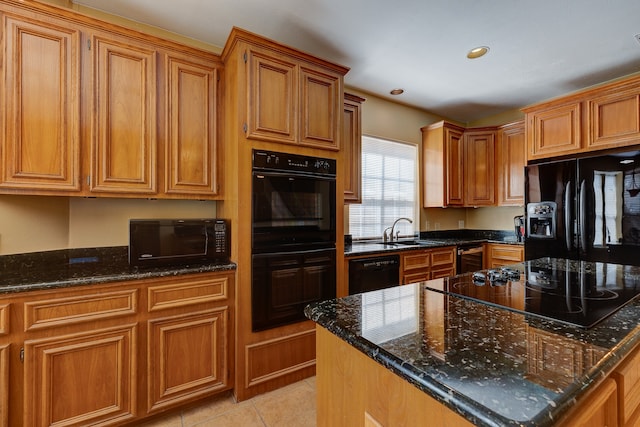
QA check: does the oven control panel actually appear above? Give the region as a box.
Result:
[253,149,336,176]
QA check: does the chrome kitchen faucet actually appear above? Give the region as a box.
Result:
[383,217,413,243]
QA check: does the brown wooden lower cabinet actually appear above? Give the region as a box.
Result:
[24,325,138,426]
[1,271,234,427]
[611,344,640,426]
[400,246,456,284]
[0,344,8,427]
[147,307,229,412]
[485,243,524,268]
[560,378,618,427]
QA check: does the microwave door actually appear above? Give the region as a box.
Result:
[577,151,640,266]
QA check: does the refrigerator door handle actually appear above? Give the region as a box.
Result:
[579,180,588,251]
[564,181,573,250]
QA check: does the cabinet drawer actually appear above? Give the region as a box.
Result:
[612,344,640,425]
[403,252,430,271]
[403,270,429,285]
[148,276,229,311]
[431,266,455,279]
[431,247,455,266]
[490,245,523,262]
[24,289,137,331]
[0,304,9,336]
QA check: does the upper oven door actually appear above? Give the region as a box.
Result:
[252,171,336,252]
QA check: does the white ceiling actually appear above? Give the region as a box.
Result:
[72,0,640,123]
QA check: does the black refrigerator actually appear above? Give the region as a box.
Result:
[525,149,640,266]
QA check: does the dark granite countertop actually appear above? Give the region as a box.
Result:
[0,246,236,294]
[345,229,523,257]
[305,257,640,426]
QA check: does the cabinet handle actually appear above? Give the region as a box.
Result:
[19,347,24,363]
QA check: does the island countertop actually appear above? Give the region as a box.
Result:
[305,257,640,426]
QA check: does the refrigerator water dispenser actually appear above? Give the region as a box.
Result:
[527,202,557,239]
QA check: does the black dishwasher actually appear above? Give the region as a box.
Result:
[348,255,400,295]
[457,244,483,273]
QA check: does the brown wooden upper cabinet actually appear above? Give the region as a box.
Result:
[423,122,505,207]
[343,93,365,203]
[0,1,222,199]
[464,129,495,206]
[497,121,525,206]
[0,12,82,193]
[422,121,465,207]
[164,54,220,197]
[246,45,344,150]
[89,33,158,195]
[523,74,640,161]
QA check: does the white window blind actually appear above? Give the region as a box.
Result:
[349,136,418,239]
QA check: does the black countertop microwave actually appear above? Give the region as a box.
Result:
[129,219,230,267]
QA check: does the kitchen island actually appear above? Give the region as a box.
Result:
[306,257,640,426]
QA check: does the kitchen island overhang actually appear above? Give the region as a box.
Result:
[306,258,640,426]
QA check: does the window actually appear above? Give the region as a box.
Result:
[349,136,418,239]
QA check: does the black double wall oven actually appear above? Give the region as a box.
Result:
[251,149,337,331]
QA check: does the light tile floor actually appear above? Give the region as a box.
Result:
[138,377,317,427]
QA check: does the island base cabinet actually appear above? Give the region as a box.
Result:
[611,343,640,426]
[559,378,617,427]
[316,327,474,427]
[23,325,137,427]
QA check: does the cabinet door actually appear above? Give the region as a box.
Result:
[0,14,81,192]
[24,325,137,426]
[147,308,228,412]
[562,378,617,427]
[588,87,640,150]
[343,93,365,203]
[464,131,495,206]
[90,34,157,194]
[526,102,582,160]
[0,344,7,427]
[246,49,297,144]
[299,65,340,149]
[497,122,525,206]
[446,127,465,206]
[165,55,219,197]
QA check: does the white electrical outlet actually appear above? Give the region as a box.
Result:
[458,220,465,229]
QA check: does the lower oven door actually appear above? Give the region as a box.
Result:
[252,247,336,331]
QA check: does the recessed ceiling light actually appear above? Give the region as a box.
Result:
[390,88,404,95]
[467,46,490,59]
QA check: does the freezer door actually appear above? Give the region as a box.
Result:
[524,159,578,260]
[577,150,640,266]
